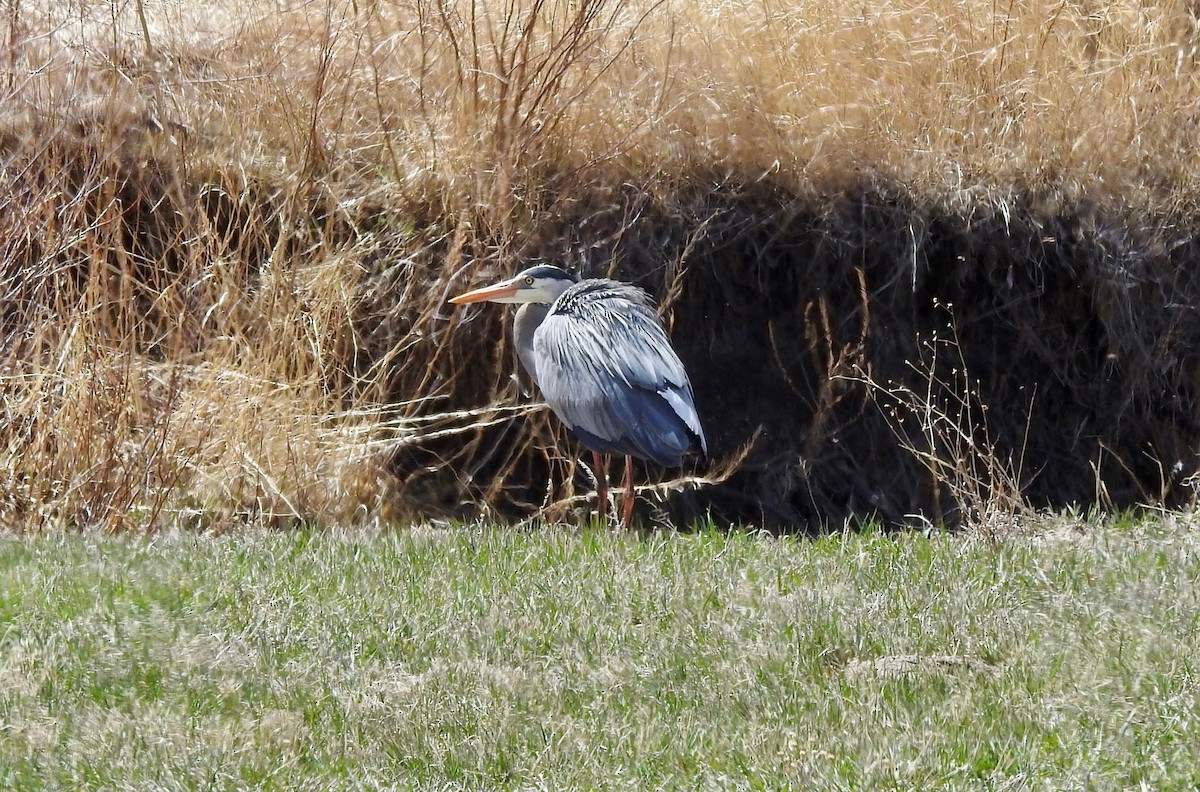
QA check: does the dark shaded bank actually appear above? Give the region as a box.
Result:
[381,176,1200,529]
[6,119,1195,530]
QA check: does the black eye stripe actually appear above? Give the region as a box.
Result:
[517,265,579,284]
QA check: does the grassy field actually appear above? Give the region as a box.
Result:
[3,6,1200,781]
[1,515,1197,788]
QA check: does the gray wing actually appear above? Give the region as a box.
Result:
[532,281,706,467]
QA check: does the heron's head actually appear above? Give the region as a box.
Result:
[449,265,579,306]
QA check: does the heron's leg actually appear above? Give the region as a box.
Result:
[592,451,608,523]
[621,454,635,526]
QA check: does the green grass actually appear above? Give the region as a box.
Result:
[0,517,1198,789]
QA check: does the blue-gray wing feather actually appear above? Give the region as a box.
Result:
[532,280,706,467]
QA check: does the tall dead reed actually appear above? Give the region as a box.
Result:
[2,0,1199,529]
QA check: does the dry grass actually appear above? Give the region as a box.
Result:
[849,316,1034,537]
[3,0,1199,529]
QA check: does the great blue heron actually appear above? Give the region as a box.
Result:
[449,265,706,524]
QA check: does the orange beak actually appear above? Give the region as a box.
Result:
[448,278,519,305]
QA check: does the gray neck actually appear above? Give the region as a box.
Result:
[513,302,551,387]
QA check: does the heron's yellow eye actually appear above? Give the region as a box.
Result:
[524,276,535,286]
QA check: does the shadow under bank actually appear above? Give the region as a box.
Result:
[391,176,1200,531]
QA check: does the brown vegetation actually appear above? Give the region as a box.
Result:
[3,0,1200,530]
